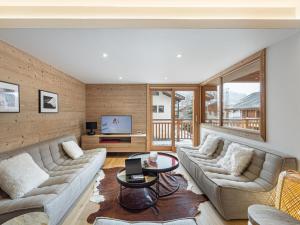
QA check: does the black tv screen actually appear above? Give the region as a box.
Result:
[100,115,132,134]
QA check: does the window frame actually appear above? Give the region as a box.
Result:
[200,49,266,141]
[201,83,221,126]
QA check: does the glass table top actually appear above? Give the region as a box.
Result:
[129,153,179,172]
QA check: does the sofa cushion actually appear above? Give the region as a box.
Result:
[0,153,49,199]
[0,194,56,216]
[62,141,84,159]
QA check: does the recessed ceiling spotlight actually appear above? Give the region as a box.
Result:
[102,53,108,58]
[118,76,123,80]
[176,54,182,58]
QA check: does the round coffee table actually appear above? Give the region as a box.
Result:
[116,168,159,210]
[129,152,180,197]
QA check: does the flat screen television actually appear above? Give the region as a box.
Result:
[100,115,132,134]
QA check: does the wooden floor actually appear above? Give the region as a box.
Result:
[62,153,247,225]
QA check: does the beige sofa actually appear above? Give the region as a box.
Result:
[177,134,297,220]
[0,135,106,225]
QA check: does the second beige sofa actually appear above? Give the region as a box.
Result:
[0,135,106,225]
[177,134,297,220]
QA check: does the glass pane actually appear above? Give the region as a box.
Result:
[203,78,221,126]
[152,90,172,146]
[223,61,261,131]
[175,91,194,147]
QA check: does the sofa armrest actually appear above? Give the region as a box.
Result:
[248,204,300,225]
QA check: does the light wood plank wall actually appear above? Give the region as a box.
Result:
[86,84,147,134]
[0,41,86,153]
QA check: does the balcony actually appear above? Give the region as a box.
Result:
[152,119,193,146]
[206,118,260,130]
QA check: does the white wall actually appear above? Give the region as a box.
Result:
[152,93,172,120]
[201,31,300,168]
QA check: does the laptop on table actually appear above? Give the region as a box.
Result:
[125,158,145,183]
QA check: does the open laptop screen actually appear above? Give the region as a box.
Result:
[125,158,143,176]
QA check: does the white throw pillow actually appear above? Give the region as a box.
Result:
[218,143,253,176]
[217,142,238,171]
[62,141,84,159]
[0,153,49,199]
[198,134,220,156]
[230,145,253,176]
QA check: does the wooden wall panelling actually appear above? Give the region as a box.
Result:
[85,84,147,152]
[0,40,86,153]
[85,84,147,133]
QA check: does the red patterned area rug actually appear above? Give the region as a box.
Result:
[87,167,208,223]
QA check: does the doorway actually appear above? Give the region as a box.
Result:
[148,86,199,151]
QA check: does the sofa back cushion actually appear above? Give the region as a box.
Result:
[0,135,77,172]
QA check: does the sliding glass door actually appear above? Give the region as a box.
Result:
[149,87,199,151]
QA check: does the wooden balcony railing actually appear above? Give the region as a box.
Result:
[152,119,192,141]
[205,118,260,130]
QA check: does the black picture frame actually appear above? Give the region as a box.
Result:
[39,90,59,113]
[0,81,20,113]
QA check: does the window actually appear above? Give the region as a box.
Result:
[223,60,261,131]
[158,105,164,113]
[152,91,159,96]
[202,78,221,126]
[201,49,266,141]
[152,105,157,113]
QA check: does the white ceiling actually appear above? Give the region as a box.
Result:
[0,29,299,84]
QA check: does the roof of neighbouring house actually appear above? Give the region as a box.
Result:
[205,92,215,101]
[229,92,260,110]
[162,91,185,101]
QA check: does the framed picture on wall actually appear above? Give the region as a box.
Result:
[39,90,58,113]
[0,81,20,113]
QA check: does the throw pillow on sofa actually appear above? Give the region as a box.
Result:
[217,142,237,171]
[199,134,220,156]
[62,140,84,159]
[0,153,49,199]
[230,145,253,176]
[218,143,253,176]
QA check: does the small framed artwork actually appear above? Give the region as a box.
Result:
[39,90,58,113]
[0,81,20,113]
